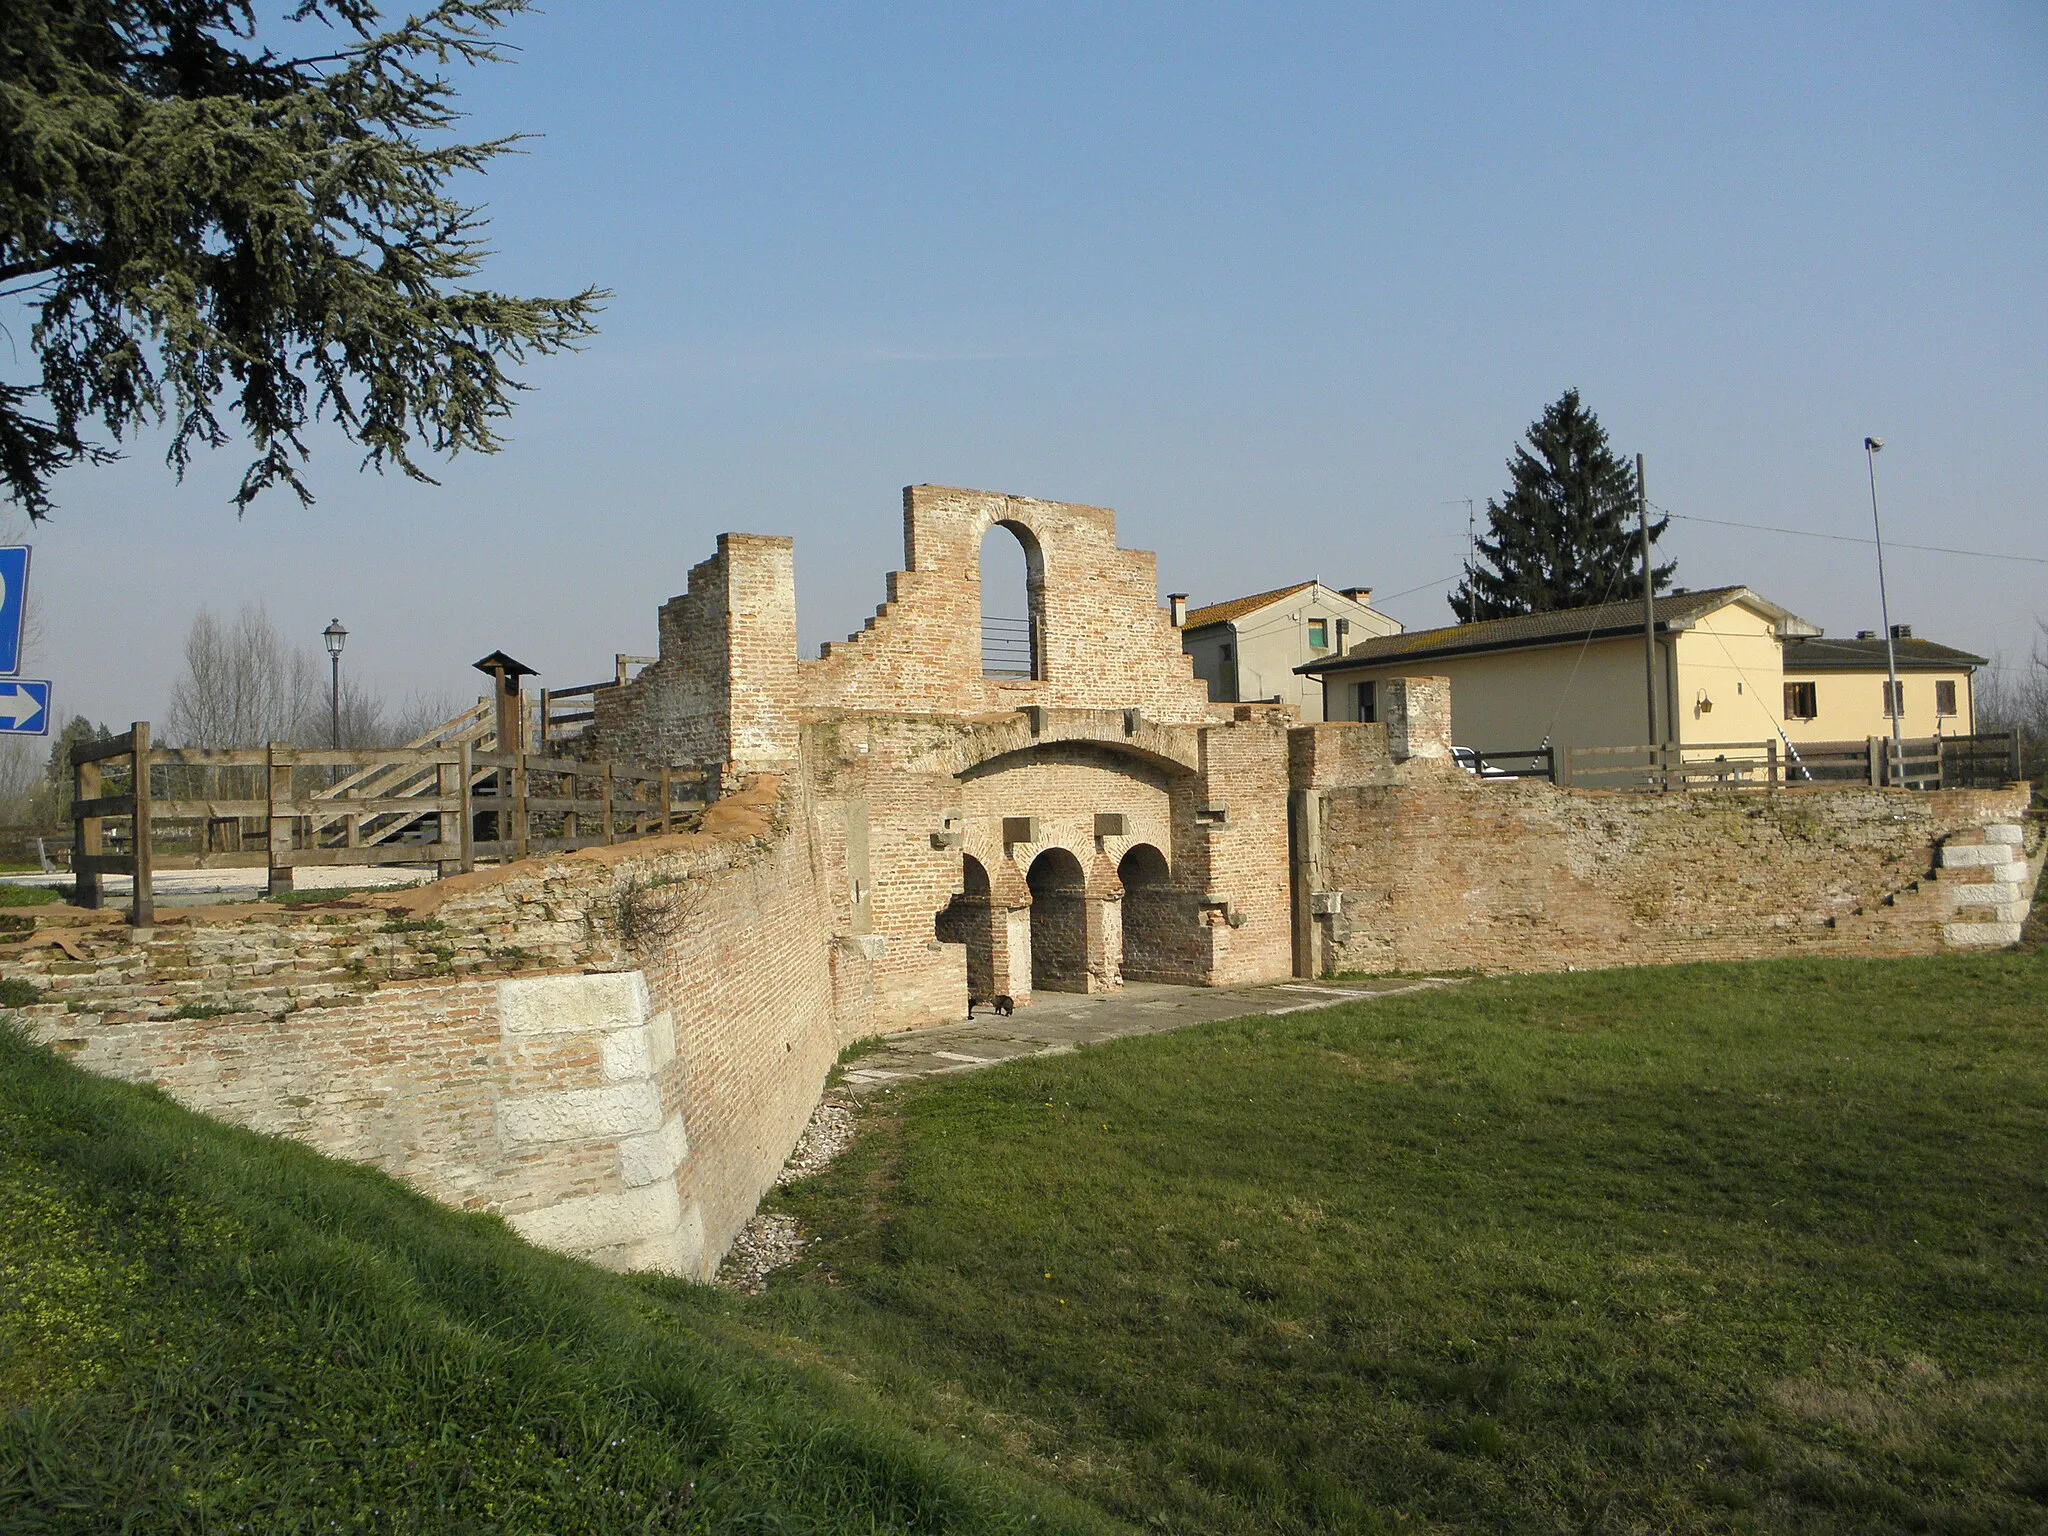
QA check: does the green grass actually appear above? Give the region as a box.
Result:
[0,1024,1105,1534]
[0,884,59,907]
[745,953,2048,1534]
[268,885,411,907]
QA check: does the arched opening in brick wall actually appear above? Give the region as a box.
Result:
[934,855,997,1002]
[1117,843,1183,983]
[1026,846,1088,993]
[980,520,1044,679]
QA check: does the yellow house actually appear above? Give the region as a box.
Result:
[1779,628,1984,744]
[1298,586,1821,758]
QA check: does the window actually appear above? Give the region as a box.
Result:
[1935,680,1957,716]
[1883,680,1905,718]
[1355,680,1376,723]
[1784,681,1817,721]
[1307,619,1328,650]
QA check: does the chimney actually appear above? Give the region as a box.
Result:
[1169,593,1188,627]
[1890,623,1913,640]
[1340,586,1373,605]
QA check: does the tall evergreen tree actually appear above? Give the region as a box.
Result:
[1449,390,1674,622]
[0,1,605,518]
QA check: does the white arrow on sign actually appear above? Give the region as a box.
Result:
[0,681,50,734]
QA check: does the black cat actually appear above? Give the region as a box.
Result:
[966,995,1015,1018]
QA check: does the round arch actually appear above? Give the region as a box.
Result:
[979,519,1046,680]
[1117,842,1184,984]
[1025,846,1088,993]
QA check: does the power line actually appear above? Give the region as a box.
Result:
[1655,505,2048,567]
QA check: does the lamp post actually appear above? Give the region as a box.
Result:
[1863,438,1902,753]
[323,619,348,749]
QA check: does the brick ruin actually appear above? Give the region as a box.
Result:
[17,483,2040,1281]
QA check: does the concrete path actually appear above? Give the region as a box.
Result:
[839,976,1458,1093]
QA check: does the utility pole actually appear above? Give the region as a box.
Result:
[1464,498,1477,582]
[1865,436,1902,751]
[1638,454,1657,746]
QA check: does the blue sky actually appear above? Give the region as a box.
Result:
[24,1,2048,728]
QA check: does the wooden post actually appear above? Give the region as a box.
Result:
[659,764,673,834]
[457,738,474,873]
[601,760,616,846]
[74,752,102,910]
[129,722,153,928]
[436,753,460,880]
[538,687,552,750]
[1867,735,1884,788]
[267,743,294,895]
[564,768,579,845]
[1766,738,1779,790]
[2011,728,2024,785]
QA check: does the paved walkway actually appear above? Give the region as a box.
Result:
[839,976,1458,1092]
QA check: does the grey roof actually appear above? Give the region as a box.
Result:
[1781,635,1986,672]
[1298,586,1816,674]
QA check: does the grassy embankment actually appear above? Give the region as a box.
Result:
[745,952,2048,1534]
[5,949,2046,1532]
[0,1023,1106,1534]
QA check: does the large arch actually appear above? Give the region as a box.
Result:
[1026,846,1088,993]
[1117,842,1184,983]
[979,519,1045,680]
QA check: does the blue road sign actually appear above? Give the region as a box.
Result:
[0,681,51,736]
[0,547,27,676]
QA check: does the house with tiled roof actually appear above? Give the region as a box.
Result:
[1297,586,1824,756]
[1780,628,1985,742]
[1170,581,1400,721]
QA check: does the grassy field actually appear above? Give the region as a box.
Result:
[745,953,2048,1534]
[0,1024,1104,1534]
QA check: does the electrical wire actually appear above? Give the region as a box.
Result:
[1654,505,2048,567]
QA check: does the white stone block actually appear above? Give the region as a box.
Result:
[498,971,650,1036]
[647,1009,676,1073]
[600,1027,654,1083]
[1984,823,2024,846]
[1941,844,2015,869]
[1943,920,2024,948]
[1950,879,2026,910]
[506,1179,684,1253]
[498,1081,662,1146]
[617,1113,689,1188]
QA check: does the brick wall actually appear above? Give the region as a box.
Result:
[14,777,860,1280]
[1297,729,2037,975]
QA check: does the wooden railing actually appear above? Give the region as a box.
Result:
[539,653,654,745]
[1565,730,2020,794]
[72,723,713,926]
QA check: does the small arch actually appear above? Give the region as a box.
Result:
[980,519,1045,679]
[934,854,998,1003]
[1117,842,1185,983]
[1026,846,1087,992]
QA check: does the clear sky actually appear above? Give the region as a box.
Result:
[22,1,2048,731]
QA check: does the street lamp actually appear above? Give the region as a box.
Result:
[323,619,348,748]
[1863,438,1902,754]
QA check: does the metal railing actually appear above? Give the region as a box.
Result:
[981,615,1034,679]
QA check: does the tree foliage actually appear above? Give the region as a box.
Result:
[0,0,604,517]
[1450,389,1674,622]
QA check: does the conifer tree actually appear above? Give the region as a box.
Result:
[1449,390,1674,622]
[0,1,605,518]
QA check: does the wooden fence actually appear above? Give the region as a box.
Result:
[1565,730,2020,794]
[539,653,654,745]
[72,722,713,926]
